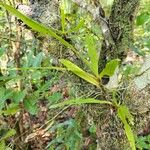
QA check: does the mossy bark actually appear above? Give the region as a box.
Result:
[98,0,140,72]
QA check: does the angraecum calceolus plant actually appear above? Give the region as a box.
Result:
[0,0,150,149]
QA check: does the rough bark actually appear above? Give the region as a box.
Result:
[99,0,140,71]
[29,0,60,28]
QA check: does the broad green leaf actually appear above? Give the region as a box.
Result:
[48,92,63,103]
[25,51,34,67]
[89,124,97,134]
[0,79,12,86]
[50,98,113,109]
[31,70,42,80]
[85,35,99,77]
[117,105,135,150]
[60,59,100,87]
[0,74,18,87]
[100,59,120,78]
[36,79,54,92]
[50,119,75,131]
[136,136,150,149]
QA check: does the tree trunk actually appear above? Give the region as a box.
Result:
[98,0,140,71]
[29,0,60,28]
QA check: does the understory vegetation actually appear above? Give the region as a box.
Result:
[0,0,150,149]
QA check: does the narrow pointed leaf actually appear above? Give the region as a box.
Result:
[124,124,136,150]
[118,105,136,150]
[60,59,100,87]
[50,98,113,108]
[85,35,99,76]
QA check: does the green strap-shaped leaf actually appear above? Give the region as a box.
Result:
[124,124,136,150]
[117,105,136,150]
[85,35,99,77]
[60,59,100,87]
[50,98,113,108]
[100,59,120,78]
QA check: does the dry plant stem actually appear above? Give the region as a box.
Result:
[5,11,12,44]
[14,24,22,90]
